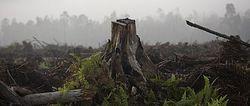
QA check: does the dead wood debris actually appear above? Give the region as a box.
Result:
[0,18,249,105]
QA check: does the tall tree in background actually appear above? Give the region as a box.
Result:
[221,3,241,36]
[225,3,236,18]
[0,7,249,46]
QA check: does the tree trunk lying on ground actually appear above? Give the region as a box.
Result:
[0,81,84,105]
[23,89,83,105]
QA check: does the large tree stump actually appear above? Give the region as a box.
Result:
[103,18,156,91]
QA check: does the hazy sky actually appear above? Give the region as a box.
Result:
[0,0,250,22]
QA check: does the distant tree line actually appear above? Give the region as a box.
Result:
[0,3,250,47]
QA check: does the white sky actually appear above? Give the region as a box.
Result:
[0,0,250,22]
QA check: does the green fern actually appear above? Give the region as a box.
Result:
[144,89,157,105]
[151,74,182,87]
[208,96,228,106]
[59,52,101,92]
[163,76,228,106]
[102,86,129,106]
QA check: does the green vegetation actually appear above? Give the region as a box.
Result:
[58,52,102,93]
[57,52,228,106]
[102,86,129,106]
[162,76,228,106]
[98,74,228,106]
[38,61,50,70]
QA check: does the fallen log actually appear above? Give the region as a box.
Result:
[186,20,250,47]
[0,80,85,105]
[23,89,83,105]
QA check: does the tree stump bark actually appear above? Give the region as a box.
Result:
[102,18,156,91]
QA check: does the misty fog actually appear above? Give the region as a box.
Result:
[0,2,250,47]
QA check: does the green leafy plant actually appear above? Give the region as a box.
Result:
[144,89,157,105]
[38,61,50,69]
[59,52,102,92]
[102,86,129,106]
[151,74,182,87]
[163,76,228,106]
[151,74,185,102]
